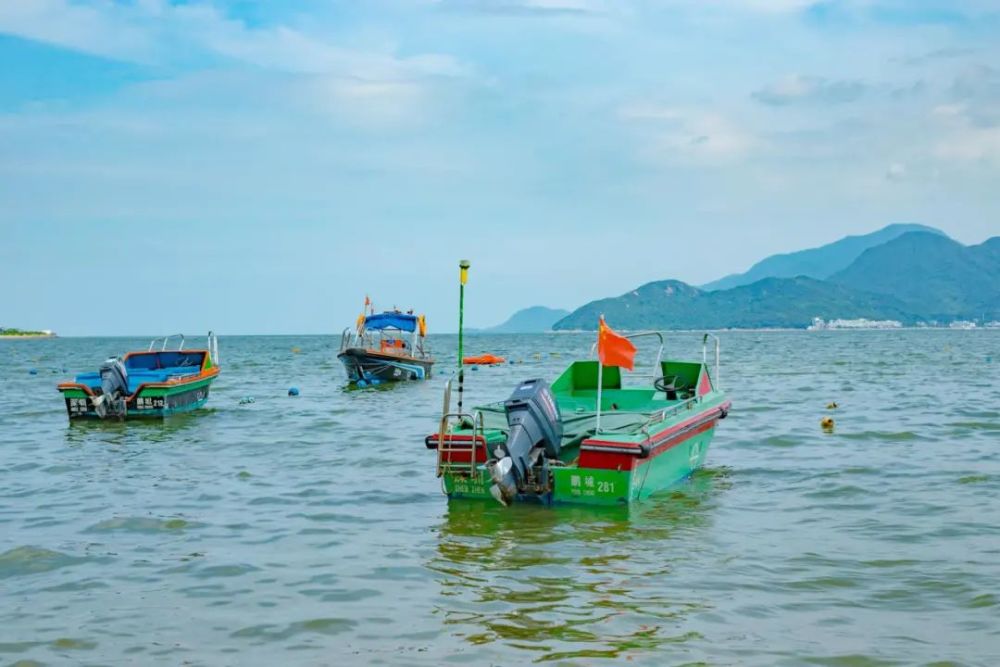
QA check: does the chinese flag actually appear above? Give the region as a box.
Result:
[364,295,371,306]
[598,316,636,371]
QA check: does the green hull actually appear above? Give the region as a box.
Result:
[443,423,716,506]
[59,375,216,420]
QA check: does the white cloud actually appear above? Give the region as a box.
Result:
[0,0,474,129]
[885,161,906,180]
[931,71,1000,162]
[0,0,152,61]
[934,124,1000,162]
[753,75,868,106]
[0,0,468,78]
[433,0,611,15]
[714,0,818,12]
[621,104,760,165]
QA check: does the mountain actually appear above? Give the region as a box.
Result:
[829,232,1000,320]
[702,223,946,291]
[552,277,913,330]
[475,306,570,333]
[553,229,1000,330]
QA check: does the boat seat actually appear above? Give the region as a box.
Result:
[125,351,206,370]
[74,366,201,393]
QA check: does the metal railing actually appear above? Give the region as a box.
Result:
[638,396,698,436]
[340,327,355,353]
[146,332,220,366]
[589,330,663,379]
[590,330,721,388]
[340,326,430,358]
[702,332,721,389]
[435,376,485,478]
[148,333,185,351]
[209,331,219,366]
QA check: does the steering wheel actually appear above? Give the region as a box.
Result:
[654,375,688,393]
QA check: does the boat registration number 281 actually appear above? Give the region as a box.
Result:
[565,472,626,498]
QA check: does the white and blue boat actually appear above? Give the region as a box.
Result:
[338,310,433,385]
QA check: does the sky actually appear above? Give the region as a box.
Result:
[1,0,999,335]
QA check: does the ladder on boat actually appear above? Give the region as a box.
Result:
[435,377,486,478]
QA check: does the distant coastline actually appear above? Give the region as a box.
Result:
[0,328,57,339]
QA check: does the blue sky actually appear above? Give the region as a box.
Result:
[2,0,999,335]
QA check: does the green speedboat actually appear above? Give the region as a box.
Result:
[426,332,730,506]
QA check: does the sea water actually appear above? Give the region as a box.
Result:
[1,331,998,665]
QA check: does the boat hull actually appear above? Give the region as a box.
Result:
[58,375,216,420]
[338,348,433,384]
[441,418,719,506]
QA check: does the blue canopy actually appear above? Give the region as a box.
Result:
[365,312,417,332]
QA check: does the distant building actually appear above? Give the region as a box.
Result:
[808,317,903,330]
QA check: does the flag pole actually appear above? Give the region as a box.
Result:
[596,317,603,434]
[458,260,470,416]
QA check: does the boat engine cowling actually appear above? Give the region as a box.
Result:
[93,358,129,418]
[486,378,563,505]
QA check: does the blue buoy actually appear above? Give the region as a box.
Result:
[471,365,479,371]
[356,380,367,388]
[370,379,381,386]
[28,368,37,375]
[288,387,300,397]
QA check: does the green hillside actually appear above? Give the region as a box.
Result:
[553,229,999,330]
[829,232,1000,320]
[552,277,913,330]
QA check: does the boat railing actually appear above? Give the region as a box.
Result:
[637,396,698,438]
[340,326,430,359]
[435,376,485,478]
[208,331,219,366]
[340,328,355,353]
[590,330,720,388]
[590,331,663,379]
[148,333,185,351]
[147,332,219,365]
[702,332,721,389]
[340,328,377,352]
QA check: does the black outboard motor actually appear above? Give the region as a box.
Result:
[93,358,129,418]
[486,378,563,505]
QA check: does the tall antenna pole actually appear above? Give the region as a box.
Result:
[458,260,470,415]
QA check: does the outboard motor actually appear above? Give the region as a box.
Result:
[486,378,563,506]
[93,358,129,418]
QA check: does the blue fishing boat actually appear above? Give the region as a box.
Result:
[338,310,433,385]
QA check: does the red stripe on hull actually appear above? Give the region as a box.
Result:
[579,419,717,470]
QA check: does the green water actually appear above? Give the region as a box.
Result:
[1,331,998,665]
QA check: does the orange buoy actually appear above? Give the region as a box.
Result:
[463,354,506,365]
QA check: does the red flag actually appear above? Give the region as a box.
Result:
[364,295,371,306]
[598,316,636,371]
